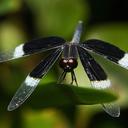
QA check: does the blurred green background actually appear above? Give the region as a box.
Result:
[0,0,128,128]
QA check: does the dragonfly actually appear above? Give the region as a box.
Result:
[1,21,127,117]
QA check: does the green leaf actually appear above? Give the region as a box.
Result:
[28,82,118,109]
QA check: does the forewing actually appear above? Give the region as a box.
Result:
[0,36,65,62]
[7,48,62,111]
[77,46,120,117]
[81,39,128,69]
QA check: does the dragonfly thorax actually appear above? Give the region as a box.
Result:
[59,58,78,72]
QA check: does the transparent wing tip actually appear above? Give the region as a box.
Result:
[7,97,23,111]
[7,102,19,111]
[104,108,120,117]
[106,109,120,117]
[102,103,120,117]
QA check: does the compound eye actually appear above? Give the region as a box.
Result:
[59,59,68,69]
[69,58,74,63]
[68,58,78,68]
[63,59,68,63]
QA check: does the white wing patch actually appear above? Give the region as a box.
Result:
[25,76,40,87]
[91,79,111,89]
[118,53,128,69]
[13,44,24,58]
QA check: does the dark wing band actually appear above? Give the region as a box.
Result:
[0,36,65,62]
[81,39,128,69]
[77,46,110,89]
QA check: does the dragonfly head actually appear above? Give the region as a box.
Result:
[59,58,78,72]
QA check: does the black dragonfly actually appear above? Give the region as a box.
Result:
[1,21,127,117]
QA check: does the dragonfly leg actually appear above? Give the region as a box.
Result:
[57,71,67,84]
[70,70,78,86]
